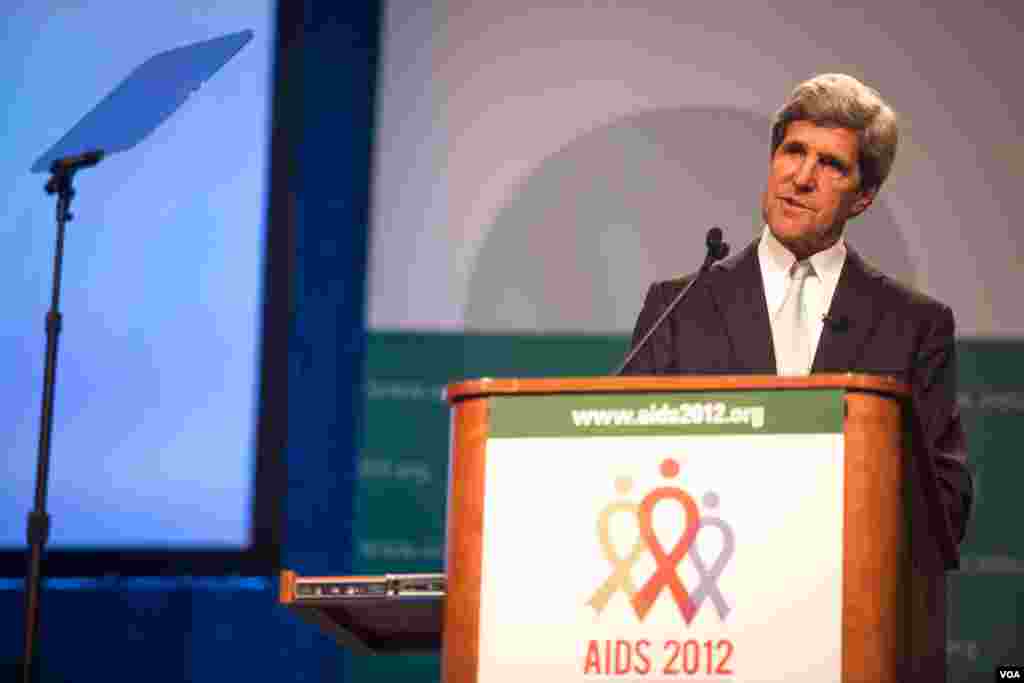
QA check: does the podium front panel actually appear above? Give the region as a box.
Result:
[453,388,850,683]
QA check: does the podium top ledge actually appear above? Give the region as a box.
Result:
[445,373,909,403]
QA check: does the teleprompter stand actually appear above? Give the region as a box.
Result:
[20,30,254,683]
[22,151,104,683]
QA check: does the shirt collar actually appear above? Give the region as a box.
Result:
[759,225,846,280]
[758,225,847,317]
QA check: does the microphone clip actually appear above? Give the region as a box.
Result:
[822,313,850,332]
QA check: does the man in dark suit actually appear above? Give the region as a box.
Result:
[623,74,971,548]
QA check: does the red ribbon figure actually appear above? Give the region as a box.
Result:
[630,486,700,622]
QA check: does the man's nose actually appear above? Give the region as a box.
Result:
[793,156,817,190]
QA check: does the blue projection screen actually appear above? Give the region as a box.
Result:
[1,3,280,573]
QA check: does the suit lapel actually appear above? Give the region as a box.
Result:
[708,240,776,374]
[811,245,885,373]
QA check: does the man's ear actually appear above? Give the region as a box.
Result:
[850,187,876,218]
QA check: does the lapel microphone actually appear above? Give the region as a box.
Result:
[822,313,850,332]
[614,227,730,375]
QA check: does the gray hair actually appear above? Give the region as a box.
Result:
[771,74,898,193]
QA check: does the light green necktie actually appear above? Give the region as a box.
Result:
[773,260,815,376]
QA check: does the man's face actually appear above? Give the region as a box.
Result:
[761,120,875,259]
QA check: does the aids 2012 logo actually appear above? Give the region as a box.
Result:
[582,457,736,677]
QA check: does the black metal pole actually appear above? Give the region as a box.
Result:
[22,153,101,683]
[614,227,730,376]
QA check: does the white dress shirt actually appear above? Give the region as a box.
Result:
[758,225,847,373]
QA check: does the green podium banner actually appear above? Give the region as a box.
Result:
[490,389,843,437]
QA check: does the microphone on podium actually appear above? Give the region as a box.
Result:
[615,227,730,376]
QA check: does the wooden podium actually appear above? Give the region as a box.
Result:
[442,375,956,683]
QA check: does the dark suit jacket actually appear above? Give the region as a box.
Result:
[623,239,972,553]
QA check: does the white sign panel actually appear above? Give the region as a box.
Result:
[477,434,844,682]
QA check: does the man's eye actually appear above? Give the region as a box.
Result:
[822,158,848,175]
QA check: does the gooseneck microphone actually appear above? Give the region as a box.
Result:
[705,226,729,262]
[614,227,730,375]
